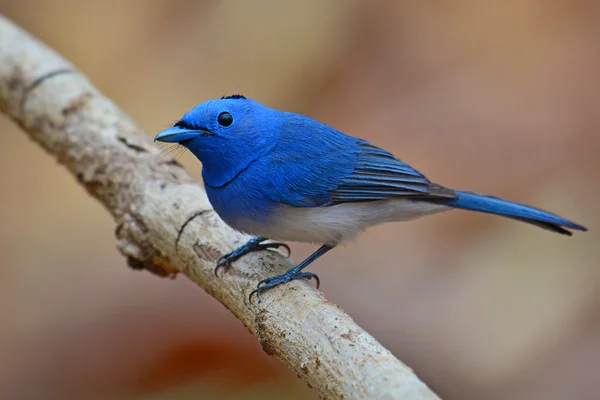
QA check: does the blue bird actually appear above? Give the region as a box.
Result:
[155,95,587,299]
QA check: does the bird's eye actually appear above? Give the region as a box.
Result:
[217,112,233,127]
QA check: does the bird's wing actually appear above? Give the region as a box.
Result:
[262,134,456,207]
[325,142,456,206]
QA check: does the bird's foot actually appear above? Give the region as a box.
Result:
[215,237,290,276]
[249,270,320,301]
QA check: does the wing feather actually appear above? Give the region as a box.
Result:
[327,142,456,205]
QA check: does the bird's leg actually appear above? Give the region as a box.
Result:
[249,244,334,300]
[215,237,291,276]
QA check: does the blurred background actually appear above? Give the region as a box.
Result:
[1,1,599,399]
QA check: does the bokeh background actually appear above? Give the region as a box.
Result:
[1,1,599,399]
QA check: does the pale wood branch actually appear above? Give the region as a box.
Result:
[0,16,440,400]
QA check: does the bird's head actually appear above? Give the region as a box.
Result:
[155,95,280,187]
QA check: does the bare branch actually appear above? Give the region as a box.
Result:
[0,16,440,400]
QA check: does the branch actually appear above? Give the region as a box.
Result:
[0,16,440,400]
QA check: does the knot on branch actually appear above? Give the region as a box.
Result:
[115,212,177,278]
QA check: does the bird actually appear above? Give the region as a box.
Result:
[155,95,587,299]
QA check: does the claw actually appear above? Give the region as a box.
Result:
[249,271,320,301]
[256,241,291,258]
[214,257,228,277]
[215,252,240,276]
[296,272,320,289]
[273,242,291,258]
[214,237,291,277]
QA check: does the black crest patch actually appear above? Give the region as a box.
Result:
[221,94,247,100]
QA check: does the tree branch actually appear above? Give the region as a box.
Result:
[0,16,440,400]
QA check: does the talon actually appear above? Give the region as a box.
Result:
[248,270,321,301]
[249,287,262,302]
[258,241,291,257]
[214,252,238,277]
[256,278,269,288]
[214,259,228,277]
[275,243,291,257]
[214,237,293,278]
[294,272,320,289]
[248,289,260,302]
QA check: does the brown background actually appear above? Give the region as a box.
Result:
[1,1,599,399]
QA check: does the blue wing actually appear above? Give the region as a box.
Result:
[256,113,455,208]
[328,142,455,205]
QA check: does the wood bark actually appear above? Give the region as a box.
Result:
[0,16,440,400]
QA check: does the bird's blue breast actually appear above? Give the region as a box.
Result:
[203,168,279,230]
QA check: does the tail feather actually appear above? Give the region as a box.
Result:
[434,190,587,236]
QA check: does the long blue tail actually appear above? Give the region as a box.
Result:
[435,190,587,236]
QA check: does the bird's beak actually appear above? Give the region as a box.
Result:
[154,126,198,143]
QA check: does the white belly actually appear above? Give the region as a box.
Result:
[232,199,450,245]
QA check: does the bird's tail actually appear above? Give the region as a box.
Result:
[437,190,587,236]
